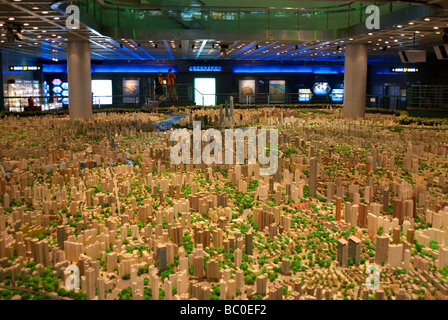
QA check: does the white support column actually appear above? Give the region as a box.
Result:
[67,40,93,120]
[343,44,367,119]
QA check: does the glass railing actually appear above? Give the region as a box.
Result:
[9,90,443,112]
[407,85,448,110]
[366,94,407,110]
[62,0,435,40]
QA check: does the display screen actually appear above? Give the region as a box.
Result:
[298,89,312,102]
[269,80,285,103]
[194,78,216,106]
[123,79,140,104]
[330,89,344,102]
[239,80,255,103]
[312,82,331,95]
[52,87,62,94]
[92,80,113,105]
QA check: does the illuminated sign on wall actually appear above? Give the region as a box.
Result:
[189,66,222,72]
[9,65,41,71]
[390,67,419,73]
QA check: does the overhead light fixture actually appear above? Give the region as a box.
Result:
[434,26,439,30]
[397,25,402,28]
[424,18,430,21]
[42,11,48,14]
[408,21,414,25]
[8,17,14,21]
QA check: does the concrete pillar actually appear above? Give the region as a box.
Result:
[67,40,92,120]
[343,44,367,119]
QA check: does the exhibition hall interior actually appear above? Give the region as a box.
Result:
[1,0,448,305]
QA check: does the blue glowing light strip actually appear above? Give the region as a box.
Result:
[42,64,177,73]
[232,65,344,73]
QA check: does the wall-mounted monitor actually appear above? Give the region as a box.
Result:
[312,82,331,95]
[298,89,312,102]
[330,89,344,102]
[92,80,113,105]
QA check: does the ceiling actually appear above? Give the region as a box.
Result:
[0,0,447,62]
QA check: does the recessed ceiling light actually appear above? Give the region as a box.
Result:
[424,18,430,21]
[8,17,14,21]
[397,25,402,28]
[378,39,382,41]
[42,11,48,14]
[394,39,398,42]
[32,6,39,9]
[42,30,46,33]
[368,40,372,43]
[23,23,29,26]
[54,17,60,20]
[34,42,38,45]
[349,38,353,41]
[415,31,420,33]
[33,27,38,30]
[436,31,441,34]
[408,22,414,25]
[434,26,439,30]
[368,33,373,36]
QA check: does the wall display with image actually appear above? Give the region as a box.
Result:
[239,79,255,103]
[312,82,331,95]
[298,89,313,102]
[330,89,344,102]
[123,79,140,103]
[269,80,285,103]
